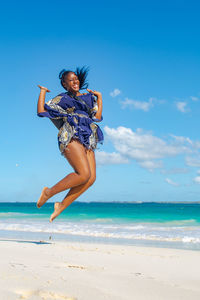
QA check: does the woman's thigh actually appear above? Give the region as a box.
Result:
[64,139,90,176]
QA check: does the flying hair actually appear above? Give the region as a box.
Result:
[59,66,90,91]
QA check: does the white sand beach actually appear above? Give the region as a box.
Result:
[0,239,200,300]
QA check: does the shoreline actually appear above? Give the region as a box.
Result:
[1,229,200,252]
[1,238,200,300]
[1,236,200,251]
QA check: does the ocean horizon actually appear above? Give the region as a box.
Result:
[1,201,200,251]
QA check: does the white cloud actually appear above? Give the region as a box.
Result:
[96,151,129,165]
[161,168,189,174]
[185,156,200,167]
[121,97,154,111]
[190,96,199,101]
[110,89,121,97]
[165,178,179,187]
[171,135,200,151]
[102,126,193,171]
[193,141,200,149]
[193,176,200,184]
[16,164,19,167]
[193,170,200,184]
[170,135,192,145]
[176,101,190,113]
[138,160,163,171]
[104,126,192,160]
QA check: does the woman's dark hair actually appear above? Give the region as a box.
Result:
[59,66,90,91]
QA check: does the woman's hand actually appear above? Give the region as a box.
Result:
[38,85,50,93]
[87,88,102,98]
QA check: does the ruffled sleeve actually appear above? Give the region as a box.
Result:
[37,95,67,119]
[90,94,103,122]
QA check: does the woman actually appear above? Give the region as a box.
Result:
[36,66,103,222]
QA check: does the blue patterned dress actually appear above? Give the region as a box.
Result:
[37,92,104,155]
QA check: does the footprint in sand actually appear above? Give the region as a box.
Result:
[15,289,76,300]
[132,273,155,280]
[130,272,142,276]
[135,272,142,276]
[67,264,87,270]
[10,262,27,269]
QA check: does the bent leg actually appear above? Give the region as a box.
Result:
[37,139,91,208]
[50,149,96,222]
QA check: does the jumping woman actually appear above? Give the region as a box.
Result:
[36,66,103,222]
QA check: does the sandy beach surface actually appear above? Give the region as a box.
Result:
[0,239,200,300]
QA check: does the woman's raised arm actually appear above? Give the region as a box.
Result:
[37,85,50,114]
[87,88,103,122]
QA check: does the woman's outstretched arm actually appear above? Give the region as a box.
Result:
[37,85,50,114]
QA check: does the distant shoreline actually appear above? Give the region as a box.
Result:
[1,201,200,204]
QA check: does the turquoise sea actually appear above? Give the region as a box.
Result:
[0,202,200,250]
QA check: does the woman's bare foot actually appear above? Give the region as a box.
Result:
[49,202,64,222]
[37,187,51,208]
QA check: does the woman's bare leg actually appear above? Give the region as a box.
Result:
[49,149,96,222]
[37,139,91,208]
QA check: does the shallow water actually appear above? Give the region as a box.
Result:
[0,202,200,250]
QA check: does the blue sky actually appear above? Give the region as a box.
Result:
[1,0,200,202]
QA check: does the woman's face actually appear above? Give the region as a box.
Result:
[63,72,80,93]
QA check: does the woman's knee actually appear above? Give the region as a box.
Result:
[79,169,91,184]
[88,174,96,187]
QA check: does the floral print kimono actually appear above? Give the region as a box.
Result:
[37,92,104,155]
